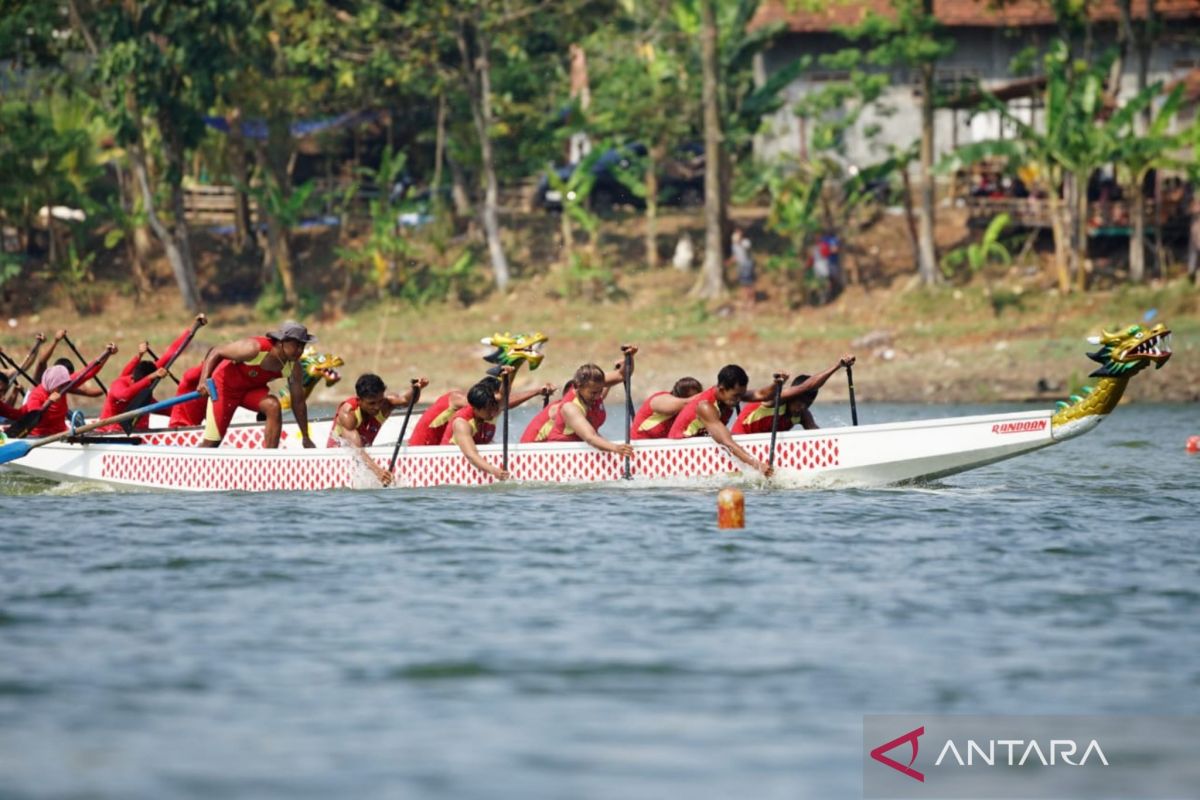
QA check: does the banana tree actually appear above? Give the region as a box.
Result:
[945,42,1152,292]
[1106,83,1190,282]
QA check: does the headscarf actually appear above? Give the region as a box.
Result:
[41,365,71,393]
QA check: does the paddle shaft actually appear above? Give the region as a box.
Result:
[501,372,511,472]
[0,379,216,465]
[622,349,633,479]
[387,380,422,474]
[768,374,785,469]
[847,364,859,426]
[121,317,205,433]
[0,350,37,386]
[144,347,181,384]
[63,335,107,394]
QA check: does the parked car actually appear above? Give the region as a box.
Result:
[534,142,705,213]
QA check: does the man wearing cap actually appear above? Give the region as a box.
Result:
[195,321,316,449]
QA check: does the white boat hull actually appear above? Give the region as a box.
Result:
[4,409,1057,492]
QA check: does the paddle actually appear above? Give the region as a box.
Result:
[0,379,217,465]
[846,363,859,426]
[0,350,37,387]
[387,379,422,475]
[63,334,107,395]
[501,369,512,472]
[144,347,181,384]
[120,315,206,433]
[6,348,115,439]
[767,372,785,469]
[621,344,634,479]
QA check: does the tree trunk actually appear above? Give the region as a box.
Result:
[130,140,200,312]
[259,115,298,308]
[115,164,151,296]
[448,155,473,219]
[1136,0,1157,134]
[458,18,510,292]
[432,89,446,215]
[916,59,939,285]
[1046,188,1072,294]
[644,148,662,269]
[692,0,726,300]
[900,165,922,269]
[227,107,257,258]
[1109,0,1133,101]
[1130,178,1146,282]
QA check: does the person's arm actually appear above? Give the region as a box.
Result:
[648,393,691,415]
[288,363,314,448]
[123,367,168,400]
[17,332,45,374]
[778,354,856,403]
[744,373,789,403]
[69,343,117,398]
[698,400,772,477]
[558,401,634,457]
[336,402,393,486]
[118,345,147,380]
[196,338,262,397]
[798,407,819,430]
[32,329,64,382]
[156,314,207,367]
[383,377,430,414]
[451,417,508,480]
[508,381,557,408]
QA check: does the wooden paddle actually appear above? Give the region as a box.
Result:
[387,379,422,475]
[120,315,206,433]
[63,334,107,395]
[621,345,634,479]
[846,364,859,426]
[768,372,786,469]
[0,379,217,465]
[6,347,115,439]
[0,349,37,387]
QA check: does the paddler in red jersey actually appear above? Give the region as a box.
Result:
[328,372,428,486]
[630,376,703,440]
[732,355,854,434]
[167,353,212,428]
[520,352,631,445]
[17,335,116,437]
[195,320,316,448]
[410,376,554,447]
[96,317,208,433]
[447,379,508,481]
[667,364,788,477]
[537,361,634,458]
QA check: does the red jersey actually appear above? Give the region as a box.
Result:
[96,355,158,432]
[545,391,606,442]
[327,397,387,447]
[213,337,284,391]
[440,404,495,445]
[732,402,800,435]
[631,391,676,440]
[409,392,457,446]
[1,398,25,422]
[668,386,732,439]
[168,365,205,428]
[18,360,106,437]
[521,389,575,444]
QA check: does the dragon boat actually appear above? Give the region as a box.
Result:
[0,324,1172,492]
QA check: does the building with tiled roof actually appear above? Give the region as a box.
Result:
[750,0,1200,166]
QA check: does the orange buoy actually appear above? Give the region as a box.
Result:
[1187,435,1200,454]
[717,487,745,529]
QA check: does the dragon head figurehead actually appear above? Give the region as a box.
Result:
[279,346,345,410]
[1085,323,1172,377]
[481,331,548,373]
[1051,322,1172,441]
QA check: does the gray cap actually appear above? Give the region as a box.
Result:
[266,320,317,343]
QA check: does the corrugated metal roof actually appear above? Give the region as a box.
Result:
[749,0,1200,33]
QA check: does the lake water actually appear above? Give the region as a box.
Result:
[1,403,1198,799]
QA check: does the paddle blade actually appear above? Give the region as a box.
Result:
[0,439,33,465]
